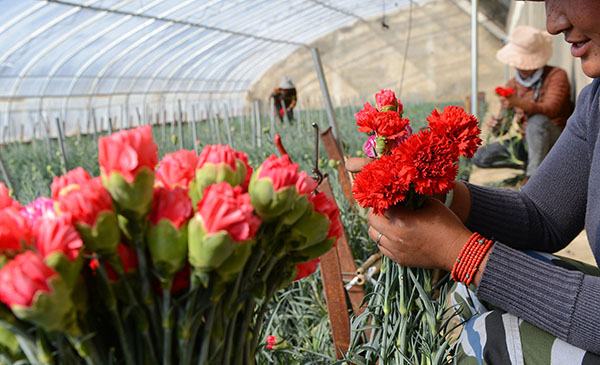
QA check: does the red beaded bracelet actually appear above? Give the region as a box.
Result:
[451,232,493,285]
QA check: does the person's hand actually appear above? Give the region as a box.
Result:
[345,157,374,173]
[367,198,472,271]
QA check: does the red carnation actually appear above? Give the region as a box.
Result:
[495,87,514,98]
[352,154,409,215]
[34,214,83,262]
[427,106,481,158]
[0,251,56,307]
[0,183,21,210]
[156,149,198,189]
[51,167,91,199]
[310,192,343,242]
[55,177,113,227]
[149,187,193,229]
[394,130,458,196]
[0,207,32,255]
[375,89,398,110]
[375,111,410,138]
[355,102,379,134]
[294,258,320,281]
[257,154,300,192]
[98,125,158,183]
[196,183,261,242]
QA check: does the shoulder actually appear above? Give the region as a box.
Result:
[544,66,569,80]
[576,79,600,112]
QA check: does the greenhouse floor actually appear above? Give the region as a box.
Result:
[469,165,594,266]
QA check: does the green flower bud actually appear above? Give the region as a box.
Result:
[288,209,330,251]
[12,277,75,333]
[188,217,236,272]
[44,252,84,290]
[147,219,188,278]
[216,240,252,281]
[75,211,120,255]
[102,167,155,219]
[189,160,247,207]
[248,178,297,221]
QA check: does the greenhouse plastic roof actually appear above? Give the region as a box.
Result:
[0,0,418,100]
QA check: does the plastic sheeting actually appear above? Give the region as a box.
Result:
[0,0,417,141]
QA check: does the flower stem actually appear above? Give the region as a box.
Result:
[198,303,218,365]
[162,287,173,365]
[95,262,136,365]
[234,297,255,365]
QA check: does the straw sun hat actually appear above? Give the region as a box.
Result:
[496,25,553,70]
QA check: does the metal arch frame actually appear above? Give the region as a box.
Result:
[46,0,305,46]
[6,4,114,129]
[35,0,140,121]
[104,25,190,119]
[156,0,304,101]
[175,39,269,109]
[61,0,167,119]
[216,8,356,84]
[86,22,172,112]
[86,0,198,109]
[2,2,84,129]
[0,0,420,134]
[138,32,235,112]
[175,3,352,104]
[116,27,202,116]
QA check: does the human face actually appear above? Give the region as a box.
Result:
[545,0,600,78]
[517,69,537,78]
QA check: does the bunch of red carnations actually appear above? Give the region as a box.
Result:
[352,89,481,214]
[0,126,342,365]
[491,86,516,137]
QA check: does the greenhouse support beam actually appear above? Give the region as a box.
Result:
[471,0,479,119]
[311,48,342,151]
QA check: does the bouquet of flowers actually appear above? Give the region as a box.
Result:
[0,126,342,364]
[353,89,481,212]
[346,90,481,364]
[491,86,515,137]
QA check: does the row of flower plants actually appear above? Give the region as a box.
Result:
[0,125,343,364]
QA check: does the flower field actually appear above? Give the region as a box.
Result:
[0,101,465,364]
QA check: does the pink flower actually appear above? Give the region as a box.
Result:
[375,89,398,110]
[156,149,199,189]
[257,154,300,191]
[34,214,83,262]
[20,197,57,225]
[197,144,238,171]
[0,251,56,307]
[0,207,32,255]
[98,126,158,183]
[295,258,320,281]
[266,335,278,350]
[310,192,343,241]
[149,187,193,229]
[51,167,91,199]
[55,178,113,227]
[196,183,261,242]
[294,171,318,196]
[363,134,377,158]
[0,183,21,210]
